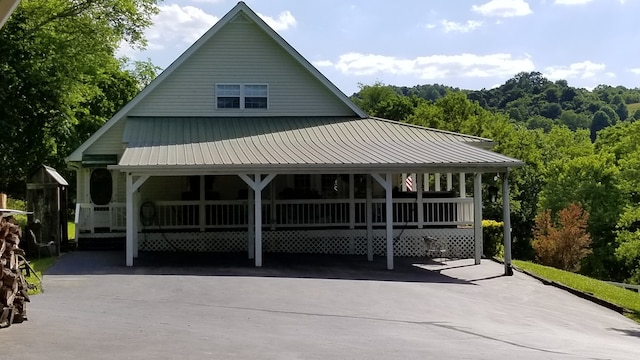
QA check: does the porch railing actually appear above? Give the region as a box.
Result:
[75,197,474,233]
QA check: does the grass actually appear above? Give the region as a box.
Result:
[23,256,58,295]
[68,221,75,240]
[512,260,640,322]
[627,102,640,116]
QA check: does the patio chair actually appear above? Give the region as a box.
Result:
[27,228,56,259]
[424,236,448,264]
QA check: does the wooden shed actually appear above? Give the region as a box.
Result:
[26,165,69,256]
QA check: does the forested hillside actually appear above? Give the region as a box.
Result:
[352,76,640,284]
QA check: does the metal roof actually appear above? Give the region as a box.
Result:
[116,117,523,173]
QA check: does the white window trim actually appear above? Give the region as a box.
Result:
[215,83,269,110]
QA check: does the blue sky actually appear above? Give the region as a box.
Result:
[118,0,640,95]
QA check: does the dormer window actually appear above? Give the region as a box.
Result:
[216,84,268,109]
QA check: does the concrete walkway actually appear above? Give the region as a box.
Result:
[2,251,639,359]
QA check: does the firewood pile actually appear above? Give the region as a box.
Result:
[0,217,30,328]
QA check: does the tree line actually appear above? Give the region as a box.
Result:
[352,78,640,284]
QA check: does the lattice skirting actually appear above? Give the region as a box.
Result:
[137,228,475,259]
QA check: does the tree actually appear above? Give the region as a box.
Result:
[590,110,611,142]
[0,0,159,196]
[539,154,624,278]
[614,205,640,284]
[533,203,592,272]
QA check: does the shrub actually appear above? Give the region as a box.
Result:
[482,220,504,258]
[532,203,592,272]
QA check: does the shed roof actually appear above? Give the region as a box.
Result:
[114,117,523,173]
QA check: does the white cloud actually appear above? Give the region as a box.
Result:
[543,61,607,80]
[472,0,533,17]
[190,0,225,3]
[630,68,640,75]
[425,23,437,29]
[257,11,297,31]
[146,4,219,50]
[315,52,535,80]
[441,20,484,33]
[554,0,594,4]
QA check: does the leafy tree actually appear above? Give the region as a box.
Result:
[0,0,159,195]
[539,154,624,278]
[590,110,611,142]
[614,206,640,284]
[533,203,592,272]
[559,110,590,131]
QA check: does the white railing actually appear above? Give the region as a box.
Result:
[76,202,126,233]
[75,197,474,231]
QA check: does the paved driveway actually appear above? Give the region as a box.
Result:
[2,251,639,359]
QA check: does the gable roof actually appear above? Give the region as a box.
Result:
[66,1,367,162]
[113,116,522,173]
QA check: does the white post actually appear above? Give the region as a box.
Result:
[254,174,263,267]
[446,173,453,191]
[459,173,466,198]
[199,175,206,232]
[247,186,254,260]
[502,170,513,276]
[133,191,140,258]
[401,173,407,191]
[125,173,134,266]
[424,173,430,191]
[366,175,373,261]
[416,173,424,229]
[349,174,355,229]
[270,181,276,230]
[239,173,276,267]
[371,173,394,270]
[385,173,393,270]
[474,173,483,265]
[435,173,441,191]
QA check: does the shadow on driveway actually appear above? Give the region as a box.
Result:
[45,250,481,285]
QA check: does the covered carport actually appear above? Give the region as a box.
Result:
[112,116,523,273]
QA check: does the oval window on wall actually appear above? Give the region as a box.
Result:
[90,168,113,205]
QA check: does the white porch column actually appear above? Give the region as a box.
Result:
[416,173,424,229]
[133,191,140,258]
[366,175,373,261]
[424,173,430,191]
[125,173,149,267]
[239,173,276,267]
[473,173,483,265]
[446,173,453,191]
[435,173,441,191]
[459,173,466,198]
[199,175,206,232]
[126,174,133,266]
[349,174,355,229]
[372,173,394,270]
[502,170,513,276]
[247,186,254,259]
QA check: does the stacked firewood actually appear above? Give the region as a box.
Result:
[0,217,29,328]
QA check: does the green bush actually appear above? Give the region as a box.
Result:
[6,196,27,229]
[483,220,504,258]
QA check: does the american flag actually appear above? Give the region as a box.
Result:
[405,175,413,191]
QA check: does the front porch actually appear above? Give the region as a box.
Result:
[74,171,507,270]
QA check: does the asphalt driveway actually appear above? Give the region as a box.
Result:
[2,251,639,359]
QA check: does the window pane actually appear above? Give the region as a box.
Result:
[244,84,267,97]
[217,97,240,108]
[245,97,267,109]
[216,84,240,96]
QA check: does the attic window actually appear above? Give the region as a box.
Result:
[216,84,268,109]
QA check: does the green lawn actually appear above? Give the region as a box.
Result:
[628,103,640,116]
[512,260,640,322]
[24,256,57,295]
